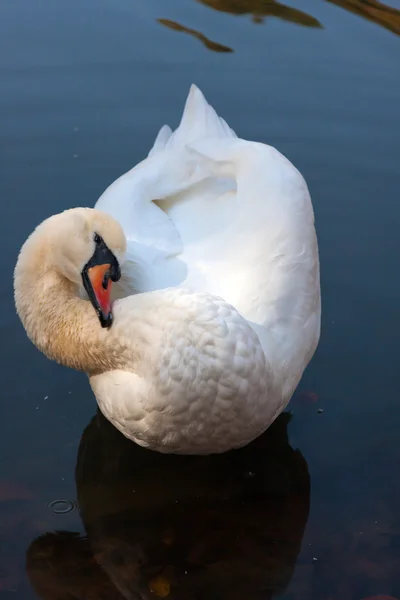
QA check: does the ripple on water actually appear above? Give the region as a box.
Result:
[47,499,78,514]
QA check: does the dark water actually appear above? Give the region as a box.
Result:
[1,0,400,597]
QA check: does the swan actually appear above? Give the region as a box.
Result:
[14,84,320,455]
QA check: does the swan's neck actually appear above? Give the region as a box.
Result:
[15,265,123,375]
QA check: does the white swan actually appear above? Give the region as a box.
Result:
[14,85,320,455]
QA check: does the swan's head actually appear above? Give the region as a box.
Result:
[16,207,127,329]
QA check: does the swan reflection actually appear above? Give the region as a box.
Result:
[26,412,309,599]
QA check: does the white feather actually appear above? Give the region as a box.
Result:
[93,84,321,453]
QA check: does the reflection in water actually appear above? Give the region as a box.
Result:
[26,412,310,599]
[197,0,323,27]
[159,0,400,47]
[158,19,233,52]
[327,0,400,35]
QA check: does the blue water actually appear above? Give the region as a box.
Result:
[1,0,399,597]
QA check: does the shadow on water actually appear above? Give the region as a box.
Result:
[26,412,310,599]
[158,0,400,51]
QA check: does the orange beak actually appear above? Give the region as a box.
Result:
[81,235,121,328]
[87,264,113,320]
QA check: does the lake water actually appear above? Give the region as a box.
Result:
[1,0,400,598]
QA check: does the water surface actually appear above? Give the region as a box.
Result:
[0,0,400,597]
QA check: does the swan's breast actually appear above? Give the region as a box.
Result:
[91,289,278,454]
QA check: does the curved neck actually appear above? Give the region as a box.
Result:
[15,266,123,375]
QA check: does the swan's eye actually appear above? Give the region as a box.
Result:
[93,233,102,244]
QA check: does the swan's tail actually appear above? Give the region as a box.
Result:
[147,84,237,157]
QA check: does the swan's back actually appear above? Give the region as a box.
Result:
[95,85,320,396]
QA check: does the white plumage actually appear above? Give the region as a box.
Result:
[92,84,320,453]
